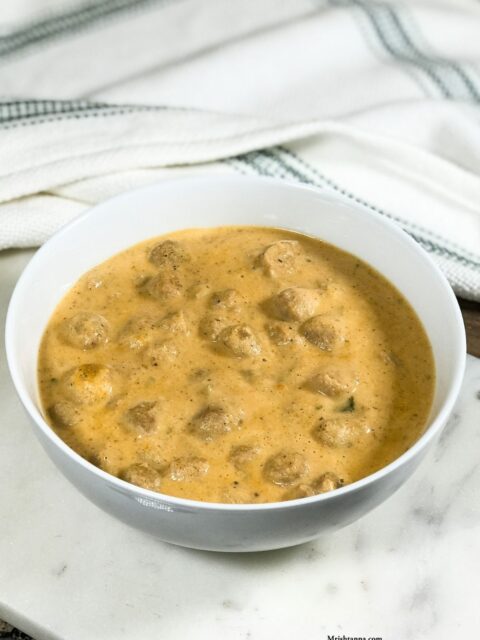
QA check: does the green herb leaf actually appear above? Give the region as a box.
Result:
[338,396,355,412]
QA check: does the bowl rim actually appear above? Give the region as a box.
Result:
[5,174,467,512]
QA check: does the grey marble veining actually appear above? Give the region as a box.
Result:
[0,249,479,640]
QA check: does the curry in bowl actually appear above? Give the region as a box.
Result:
[38,227,434,503]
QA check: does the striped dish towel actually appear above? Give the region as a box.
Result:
[1,0,479,300]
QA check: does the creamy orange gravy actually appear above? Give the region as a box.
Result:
[38,227,435,503]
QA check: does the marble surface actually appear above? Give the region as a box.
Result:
[1,249,479,640]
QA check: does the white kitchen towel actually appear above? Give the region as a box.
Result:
[1,0,480,299]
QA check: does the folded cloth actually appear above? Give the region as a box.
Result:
[1,0,479,299]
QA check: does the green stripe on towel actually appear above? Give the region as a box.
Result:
[330,0,480,102]
[0,0,174,58]
[229,147,480,273]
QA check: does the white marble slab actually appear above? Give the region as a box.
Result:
[1,249,479,640]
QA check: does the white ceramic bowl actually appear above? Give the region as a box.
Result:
[6,176,466,552]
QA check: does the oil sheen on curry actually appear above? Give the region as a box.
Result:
[38,227,435,504]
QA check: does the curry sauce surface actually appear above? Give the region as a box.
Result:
[38,227,435,503]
